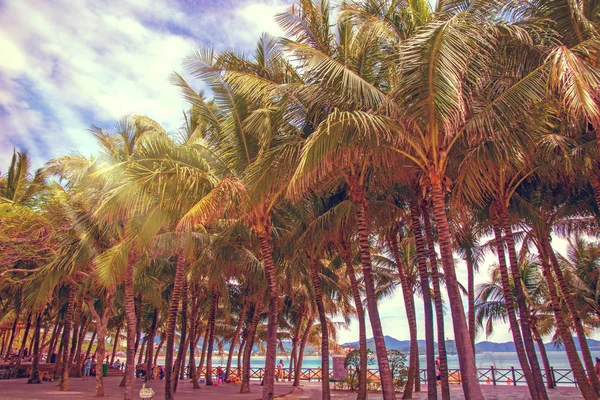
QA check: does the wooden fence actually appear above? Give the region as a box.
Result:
[191,366,578,387]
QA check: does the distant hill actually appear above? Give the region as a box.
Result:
[341,335,435,354]
[342,336,600,354]
[476,338,600,353]
[475,341,517,352]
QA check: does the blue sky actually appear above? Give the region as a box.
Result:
[0,0,559,346]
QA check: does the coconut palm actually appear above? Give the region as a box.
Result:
[455,140,549,400]
[516,178,598,399]
[177,31,306,398]
[475,253,556,390]
[451,207,485,352]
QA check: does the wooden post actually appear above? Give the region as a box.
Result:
[511,366,516,386]
[491,365,496,385]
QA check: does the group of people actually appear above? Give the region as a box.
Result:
[112,358,123,370]
[139,363,165,380]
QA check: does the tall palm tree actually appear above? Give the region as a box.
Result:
[475,253,556,390]
[451,207,484,352]
[177,33,304,399]
[282,6,405,397]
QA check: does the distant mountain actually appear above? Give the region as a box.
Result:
[542,338,600,352]
[476,338,600,353]
[342,336,600,354]
[341,335,435,354]
[475,341,517,352]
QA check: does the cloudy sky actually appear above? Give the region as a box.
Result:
[0,0,565,347]
[0,0,287,170]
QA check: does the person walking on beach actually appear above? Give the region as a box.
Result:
[435,358,441,385]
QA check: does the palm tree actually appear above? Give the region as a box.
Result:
[386,232,420,399]
[282,7,405,397]
[408,192,437,400]
[85,290,115,395]
[420,199,451,400]
[563,236,600,321]
[475,253,555,390]
[177,33,304,399]
[516,179,599,399]
[451,207,484,353]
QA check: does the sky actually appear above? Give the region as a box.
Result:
[0,0,577,346]
[0,0,287,170]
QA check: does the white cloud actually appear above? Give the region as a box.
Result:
[0,0,288,169]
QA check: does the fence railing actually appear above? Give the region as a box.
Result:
[186,366,578,387]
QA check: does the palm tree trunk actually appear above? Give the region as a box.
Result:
[94,317,107,396]
[164,250,186,400]
[421,203,450,400]
[543,235,600,394]
[340,245,368,400]
[138,337,147,366]
[145,309,158,383]
[309,256,331,400]
[173,278,189,392]
[241,297,262,393]
[11,312,31,379]
[226,298,248,380]
[0,329,6,357]
[258,229,280,400]
[590,174,600,213]
[189,332,200,389]
[498,206,549,399]
[86,294,113,397]
[177,335,189,382]
[133,295,142,367]
[429,181,483,400]
[294,312,313,387]
[350,187,395,400]
[530,317,554,389]
[205,290,218,386]
[110,323,120,366]
[47,321,61,362]
[187,284,200,388]
[27,313,42,384]
[537,242,596,399]
[29,327,36,356]
[4,318,18,361]
[388,235,418,400]
[491,212,540,400]
[84,330,96,361]
[238,336,245,376]
[53,327,65,378]
[69,301,83,364]
[73,318,87,378]
[60,285,76,391]
[154,336,165,366]
[409,198,437,400]
[198,327,208,373]
[123,260,137,400]
[414,348,420,392]
[465,251,476,353]
[289,315,302,383]
[40,322,50,355]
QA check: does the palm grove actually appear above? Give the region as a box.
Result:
[1,0,600,400]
